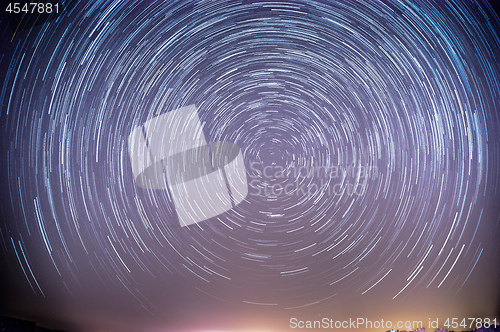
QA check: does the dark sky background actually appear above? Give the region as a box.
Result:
[0,1,499,331]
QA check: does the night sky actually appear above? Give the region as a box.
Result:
[1,1,500,331]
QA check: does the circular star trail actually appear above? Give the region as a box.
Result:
[1,0,500,317]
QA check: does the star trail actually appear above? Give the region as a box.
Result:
[0,1,499,331]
